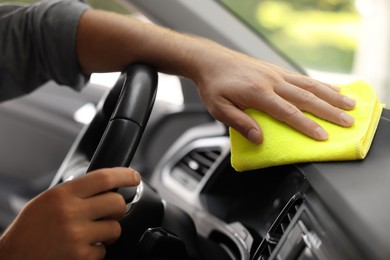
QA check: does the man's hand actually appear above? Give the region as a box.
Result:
[192,49,356,144]
[0,167,140,260]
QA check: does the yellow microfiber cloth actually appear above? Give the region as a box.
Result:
[230,80,384,172]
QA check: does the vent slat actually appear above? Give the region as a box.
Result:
[267,232,282,244]
[204,150,221,161]
[189,152,214,169]
[172,147,222,188]
[254,195,305,260]
[287,212,294,222]
[176,161,203,181]
[281,223,289,233]
[267,244,274,255]
[189,150,221,168]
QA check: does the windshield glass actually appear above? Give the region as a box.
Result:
[217,0,390,105]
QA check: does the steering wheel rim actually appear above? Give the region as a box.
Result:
[49,64,200,259]
[49,64,166,259]
[50,63,158,188]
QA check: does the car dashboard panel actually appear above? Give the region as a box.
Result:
[150,109,390,260]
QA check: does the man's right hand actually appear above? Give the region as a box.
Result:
[0,167,140,260]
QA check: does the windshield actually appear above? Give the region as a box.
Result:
[217,0,390,106]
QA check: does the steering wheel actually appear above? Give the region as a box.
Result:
[49,64,165,259]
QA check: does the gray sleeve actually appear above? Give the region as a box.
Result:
[0,0,90,101]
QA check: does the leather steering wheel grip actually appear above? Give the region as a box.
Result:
[87,63,158,172]
[50,64,158,189]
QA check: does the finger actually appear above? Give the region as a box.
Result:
[277,83,355,127]
[215,102,263,144]
[259,62,340,91]
[70,244,106,260]
[291,74,341,92]
[84,192,126,221]
[87,220,122,245]
[259,94,329,140]
[68,167,141,198]
[323,82,341,92]
[284,74,355,110]
[88,243,107,260]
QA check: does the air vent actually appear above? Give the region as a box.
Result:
[171,147,222,190]
[252,194,305,260]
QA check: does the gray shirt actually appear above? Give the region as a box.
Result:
[0,0,90,101]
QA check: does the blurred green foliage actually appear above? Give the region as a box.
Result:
[219,0,360,73]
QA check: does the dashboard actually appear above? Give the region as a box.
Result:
[149,109,390,260]
[1,77,389,260]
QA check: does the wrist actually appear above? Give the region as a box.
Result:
[176,35,226,86]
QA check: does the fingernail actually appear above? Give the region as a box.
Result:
[343,96,356,108]
[247,128,261,144]
[315,127,328,140]
[341,112,354,126]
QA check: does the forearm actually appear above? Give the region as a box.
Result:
[76,9,223,84]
